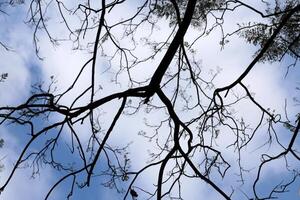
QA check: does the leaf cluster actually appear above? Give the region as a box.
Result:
[153,0,224,27]
[238,1,299,62]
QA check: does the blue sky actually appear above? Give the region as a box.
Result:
[0,1,299,200]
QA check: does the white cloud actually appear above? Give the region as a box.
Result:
[0,5,62,200]
[0,1,298,199]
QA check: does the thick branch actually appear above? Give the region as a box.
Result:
[148,0,197,93]
[214,5,300,96]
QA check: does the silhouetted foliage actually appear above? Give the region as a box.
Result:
[238,0,300,62]
[0,1,299,200]
[0,73,8,83]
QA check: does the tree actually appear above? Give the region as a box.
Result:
[0,0,299,199]
[0,73,8,83]
[0,138,4,172]
[0,73,7,172]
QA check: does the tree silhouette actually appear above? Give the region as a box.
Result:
[0,73,7,172]
[0,0,299,199]
[0,73,8,83]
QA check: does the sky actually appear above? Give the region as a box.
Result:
[0,1,299,200]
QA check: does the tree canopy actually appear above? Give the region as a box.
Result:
[0,0,299,199]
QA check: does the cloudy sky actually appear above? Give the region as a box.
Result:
[0,1,299,200]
